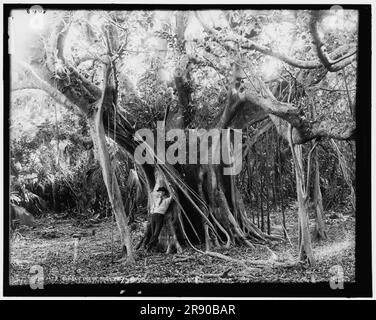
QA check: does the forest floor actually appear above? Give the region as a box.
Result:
[9,204,355,285]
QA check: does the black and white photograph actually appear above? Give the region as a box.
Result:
[2,3,372,300]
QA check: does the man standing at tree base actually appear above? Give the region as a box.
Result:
[146,186,174,251]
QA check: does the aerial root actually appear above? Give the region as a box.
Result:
[205,251,260,272]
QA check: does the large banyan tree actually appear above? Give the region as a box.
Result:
[11,8,357,265]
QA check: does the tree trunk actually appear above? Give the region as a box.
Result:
[276,135,287,238]
[88,64,134,263]
[294,146,314,265]
[313,149,328,240]
[137,129,280,253]
[288,127,315,265]
[89,114,134,263]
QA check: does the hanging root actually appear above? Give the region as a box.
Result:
[217,187,255,248]
[135,161,281,259]
[205,251,260,272]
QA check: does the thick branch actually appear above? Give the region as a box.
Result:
[222,71,356,143]
[12,61,79,111]
[46,12,101,101]
[196,11,357,71]
[241,90,355,143]
[309,11,357,72]
[173,11,194,128]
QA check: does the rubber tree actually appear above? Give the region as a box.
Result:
[11,10,356,264]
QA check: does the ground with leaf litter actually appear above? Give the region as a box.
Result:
[9,205,355,285]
